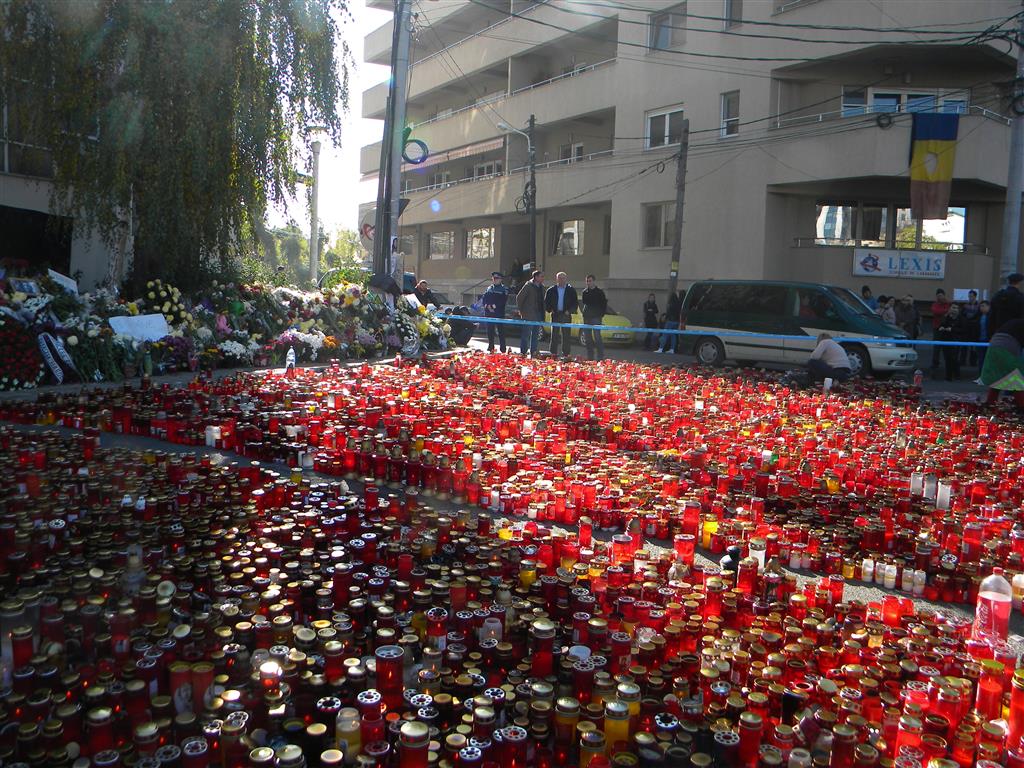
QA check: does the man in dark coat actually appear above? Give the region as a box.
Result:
[989,272,1024,336]
[580,274,608,361]
[480,271,508,353]
[516,270,545,357]
[544,271,579,359]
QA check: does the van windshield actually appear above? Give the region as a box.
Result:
[828,287,878,318]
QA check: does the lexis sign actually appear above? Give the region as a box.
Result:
[852,248,946,280]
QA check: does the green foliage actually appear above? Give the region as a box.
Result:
[0,0,351,292]
[896,225,941,250]
[242,223,366,288]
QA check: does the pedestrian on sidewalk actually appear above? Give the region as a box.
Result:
[516,270,545,357]
[929,289,950,369]
[580,274,607,361]
[895,295,921,339]
[979,318,1024,412]
[990,272,1024,335]
[935,302,965,381]
[642,293,659,350]
[656,290,682,354]
[481,271,508,353]
[544,272,578,359]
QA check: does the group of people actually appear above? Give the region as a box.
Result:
[479,270,610,361]
[860,284,993,382]
[865,275,1024,408]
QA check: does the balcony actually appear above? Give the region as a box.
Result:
[360,58,617,175]
[390,148,619,226]
[361,6,615,119]
[365,0,511,65]
[764,113,1009,189]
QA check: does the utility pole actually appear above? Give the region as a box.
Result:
[527,114,537,273]
[310,138,321,286]
[373,0,413,280]
[1000,4,1024,283]
[666,119,689,297]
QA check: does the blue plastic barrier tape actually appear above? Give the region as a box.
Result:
[449,314,990,347]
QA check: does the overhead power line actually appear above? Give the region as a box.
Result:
[547,0,1024,37]
[543,0,1018,47]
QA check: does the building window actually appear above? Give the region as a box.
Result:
[552,219,585,256]
[646,106,685,149]
[429,171,451,189]
[897,206,967,251]
[602,214,612,255]
[724,0,743,27]
[466,227,495,259]
[472,161,502,178]
[815,202,856,246]
[649,3,685,51]
[842,87,971,117]
[428,231,454,260]
[720,91,740,137]
[813,201,967,250]
[860,205,888,248]
[559,143,584,163]
[841,87,867,117]
[642,202,676,248]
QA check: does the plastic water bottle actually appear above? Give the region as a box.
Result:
[973,567,1013,643]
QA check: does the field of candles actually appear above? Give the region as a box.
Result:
[0,350,1022,768]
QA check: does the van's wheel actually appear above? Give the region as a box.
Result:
[695,337,726,366]
[841,343,871,377]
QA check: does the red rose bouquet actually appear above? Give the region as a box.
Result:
[0,317,45,390]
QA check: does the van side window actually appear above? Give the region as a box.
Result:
[794,289,838,321]
[691,284,787,314]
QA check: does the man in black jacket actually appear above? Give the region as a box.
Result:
[544,271,579,359]
[580,274,608,361]
[989,273,1024,335]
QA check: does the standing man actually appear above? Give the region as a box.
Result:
[516,270,545,358]
[929,288,951,369]
[580,274,608,362]
[989,272,1024,335]
[544,271,579,359]
[481,271,508,353]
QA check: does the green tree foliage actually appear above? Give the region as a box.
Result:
[242,223,366,287]
[0,0,350,291]
[896,225,942,250]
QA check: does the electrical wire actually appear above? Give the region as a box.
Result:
[542,0,1015,47]
[549,0,1024,37]
[463,0,819,61]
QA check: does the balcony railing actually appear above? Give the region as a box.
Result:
[412,58,616,130]
[402,148,614,195]
[793,237,989,255]
[774,103,1010,129]
[413,0,549,68]
[773,0,821,14]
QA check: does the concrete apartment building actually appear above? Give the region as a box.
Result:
[359,0,1021,319]
[1,109,114,288]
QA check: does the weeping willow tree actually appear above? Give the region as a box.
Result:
[0,0,349,291]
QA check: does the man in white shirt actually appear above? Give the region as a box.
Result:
[807,333,852,382]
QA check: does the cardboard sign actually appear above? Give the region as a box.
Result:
[47,269,78,295]
[109,313,169,341]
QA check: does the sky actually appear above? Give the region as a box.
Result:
[267,1,391,237]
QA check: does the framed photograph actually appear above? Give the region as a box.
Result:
[9,279,40,296]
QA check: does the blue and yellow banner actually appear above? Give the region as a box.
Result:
[909,113,959,220]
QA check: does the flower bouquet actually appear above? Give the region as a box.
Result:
[141,280,191,325]
[0,317,46,390]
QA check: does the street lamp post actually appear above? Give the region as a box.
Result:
[310,138,321,286]
[498,115,537,274]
